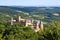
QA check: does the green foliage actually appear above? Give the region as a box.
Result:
[0,6,60,22]
[0,20,60,40]
[0,6,60,40]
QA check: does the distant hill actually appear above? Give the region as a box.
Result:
[0,6,60,22]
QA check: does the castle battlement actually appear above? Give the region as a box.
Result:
[10,16,44,32]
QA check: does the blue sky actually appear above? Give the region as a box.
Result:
[0,0,60,7]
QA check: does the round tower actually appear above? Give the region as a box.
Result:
[17,16,21,22]
[11,17,13,25]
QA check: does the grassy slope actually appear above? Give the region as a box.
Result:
[0,6,60,22]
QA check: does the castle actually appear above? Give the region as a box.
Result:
[10,16,43,32]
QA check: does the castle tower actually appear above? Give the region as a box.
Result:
[25,18,33,27]
[40,21,43,30]
[34,20,43,32]
[37,20,43,30]
[11,17,14,25]
[17,16,21,22]
[36,20,40,29]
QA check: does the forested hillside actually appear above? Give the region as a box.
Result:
[0,6,60,22]
[0,18,60,40]
[0,6,60,40]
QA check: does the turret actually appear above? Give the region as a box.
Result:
[16,16,21,22]
[11,17,14,25]
[25,18,33,27]
[34,20,43,32]
[40,21,43,30]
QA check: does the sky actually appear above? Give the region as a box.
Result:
[0,0,60,7]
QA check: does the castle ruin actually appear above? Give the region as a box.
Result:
[10,16,43,32]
